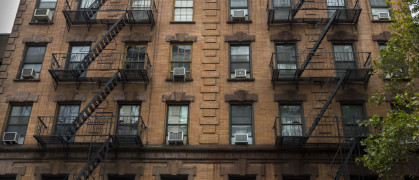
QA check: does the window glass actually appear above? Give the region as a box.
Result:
[170,44,192,72]
[279,104,303,136]
[132,0,151,20]
[230,0,249,20]
[275,44,297,77]
[273,0,291,7]
[341,104,368,137]
[370,0,390,20]
[174,0,193,21]
[370,0,387,7]
[167,105,188,144]
[19,46,46,79]
[55,105,79,138]
[5,105,32,144]
[230,45,251,78]
[231,105,253,144]
[33,0,57,22]
[125,45,146,70]
[118,105,140,135]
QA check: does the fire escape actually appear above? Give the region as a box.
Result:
[34,0,156,179]
[268,0,372,179]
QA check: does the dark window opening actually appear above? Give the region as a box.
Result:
[229,175,256,180]
[282,176,310,180]
[108,175,135,180]
[161,175,188,180]
[349,176,378,180]
[41,174,68,180]
[0,175,16,180]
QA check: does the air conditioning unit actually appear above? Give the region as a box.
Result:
[232,10,246,21]
[34,9,53,22]
[168,132,184,144]
[21,68,36,79]
[3,132,20,144]
[378,12,390,20]
[234,134,249,145]
[235,69,247,78]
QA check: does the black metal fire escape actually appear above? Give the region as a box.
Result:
[63,0,108,31]
[60,4,131,179]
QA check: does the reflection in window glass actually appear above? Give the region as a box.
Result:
[170,44,192,72]
[5,105,32,144]
[167,105,188,144]
[174,0,193,21]
[279,104,303,136]
[118,105,140,135]
[231,105,253,144]
[230,45,251,78]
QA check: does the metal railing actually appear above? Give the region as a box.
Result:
[63,0,157,24]
[49,52,151,80]
[267,0,361,24]
[273,116,370,145]
[34,115,146,145]
[269,51,372,81]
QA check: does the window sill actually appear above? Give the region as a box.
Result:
[226,20,252,24]
[170,21,195,24]
[371,20,394,23]
[13,79,41,82]
[29,21,54,25]
[227,78,255,82]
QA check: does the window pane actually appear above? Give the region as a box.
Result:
[371,8,390,15]
[327,0,345,6]
[231,63,250,72]
[175,0,193,7]
[232,125,252,136]
[231,0,247,7]
[168,106,188,124]
[273,0,291,7]
[282,125,303,136]
[23,64,42,72]
[39,0,57,9]
[231,46,249,55]
[25,46,46,63]
[126,45,146,62]
[119,105,140,116]
[10,106,32,116]
[8,117,30,125]
[58,105,80,124]
[334,45,354,62]
[279,105,302,124]
[231,105,252,124]
[167,125,188,134]
[132,0,150,7]
[370,0,387,7]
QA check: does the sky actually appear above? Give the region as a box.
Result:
[0,0,20,34]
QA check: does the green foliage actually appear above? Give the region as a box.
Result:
[357,0,419,177]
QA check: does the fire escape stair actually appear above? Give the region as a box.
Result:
[296,9,341,79]
[75,136,113,180]
[290,0,305,22]
[71,11,129,79]
[85,0,108,19]
[334,139,359,180]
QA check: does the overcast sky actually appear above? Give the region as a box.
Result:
[0,0,20,34]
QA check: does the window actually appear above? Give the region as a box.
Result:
[170,44,192,72]
[161,175,188,180]
[173,0,193,22]
[117,105,141,135]
[275,44,297,77]
[370,0,391,20]
[230,105,253,144]
[4,105,32,144]
[0,175,16,180]
[327,0,348,19]
[166,105,188,145]
[230,45,251,78]
[132,0,151,20]
[349,176,378,180]
[125,44,147,71]
[229,175,256,180]
[282,176,310,180]
[272,0,292,20]
[229,0,250,21]
[341,104,369,138]
[17,45,46,79]
[54,105,80,140]
[32,0,57,23]
[41,175,68,180]
[67,43,90,76]
[333,44,356,77]
[278,104,303,136]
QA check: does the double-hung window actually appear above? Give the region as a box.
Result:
[132,0,151,20]
[32,0,57,23]
[55,105,80,141]
[370,0,391,20]
[278,104,303,137]
[166,105,188,145]
[117,105,141,135]
[125,44,147,71]
[4,105,32,144]
[275,44,297,77]
[18,46,46,79]
[170,44,192,73]
[229,0,250,21]
[67,43,90,77]
[173,0,193,22]
[230,45,251,78]
[230,105,253,144]
[341,104,368,138]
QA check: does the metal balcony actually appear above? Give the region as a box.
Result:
[267,0,361,25]
[63,0,157,30]
[273,116,370,146]
[269,51,372,84]
[34,115,146,146]
[49,52,151,84]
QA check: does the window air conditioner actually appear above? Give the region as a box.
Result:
[168,132,184,144]
[378,12,390,20]
[21,68,36,79]
[234,134,249,145]
[173,67,186,81]
[34,9,53,22]
[235,69,247,78]
[232,10,246,21]
[3,132,20,144]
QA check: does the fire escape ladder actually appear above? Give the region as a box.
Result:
[85,0,108,19]
[334,139,359,180]
[75,136,113,180]
[72,12,129,78]
[296,10,341,78]
[61,71,122,142]
[291,0,305,19]
[305,70,350,141]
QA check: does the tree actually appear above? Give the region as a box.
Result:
[357,0,419,177]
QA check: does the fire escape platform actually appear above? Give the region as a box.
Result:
[268,8,361,24]
[34,116,145,147]
[63,10,156,25]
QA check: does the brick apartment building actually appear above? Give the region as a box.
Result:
[0,0,417,180]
